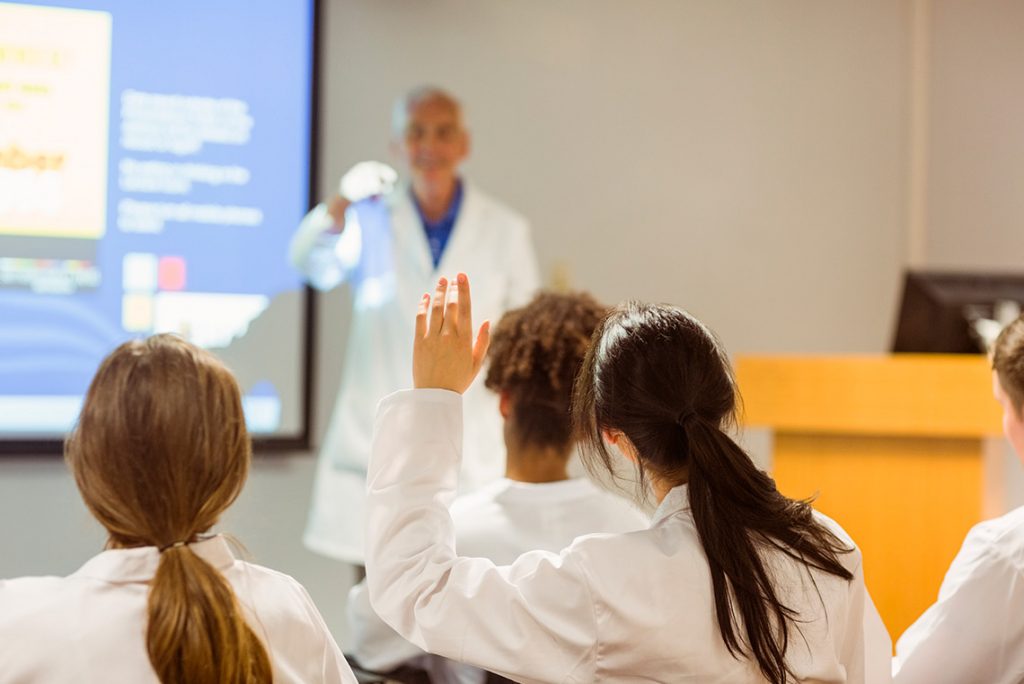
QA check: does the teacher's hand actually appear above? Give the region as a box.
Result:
[413,273,490,394]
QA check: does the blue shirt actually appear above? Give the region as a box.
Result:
[412,180,463,268]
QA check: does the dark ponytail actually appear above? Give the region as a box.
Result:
[573,303,853,684]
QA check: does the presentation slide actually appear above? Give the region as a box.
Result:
[0,1,315,442]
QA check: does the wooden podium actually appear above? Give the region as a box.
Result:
[735,355,1005,641]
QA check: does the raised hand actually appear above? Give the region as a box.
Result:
[413,273,490,393]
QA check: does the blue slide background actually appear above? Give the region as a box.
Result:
[0,1,314,435]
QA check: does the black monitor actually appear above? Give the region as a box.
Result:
[892,271,1024,353]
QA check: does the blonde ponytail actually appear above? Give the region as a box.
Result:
[66,334,272,683]
[147,547,271,683]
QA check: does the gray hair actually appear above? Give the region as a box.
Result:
[390,85,464,138]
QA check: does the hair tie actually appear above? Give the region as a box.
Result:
[159,540,189,553]
[676,410,698,427]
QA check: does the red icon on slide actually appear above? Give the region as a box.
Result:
[158,256,187,291]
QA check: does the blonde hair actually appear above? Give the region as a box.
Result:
[65,334,271,683]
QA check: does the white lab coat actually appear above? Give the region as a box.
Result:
[349,476,650,683]
[292,182,540,563]
[366,390,893,683]
[893,505,1024,683]
[0,535,356,683]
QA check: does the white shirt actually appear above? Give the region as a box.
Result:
[0,535,356,683]
[893,505,1024,683]
[349,476,650,682]
[452,476,651,562]
[366,390,893,683]
[292,183,540,563]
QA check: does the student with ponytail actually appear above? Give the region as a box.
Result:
[348,290,648,683]
[0,334,355,683]
[365,274,891,683]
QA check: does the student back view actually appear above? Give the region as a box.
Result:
[364,275,891,683]
[348,292,648,683]
[893,314,1024,683]
[0,335,355,684]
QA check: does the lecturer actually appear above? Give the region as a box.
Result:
[290,86,540,565]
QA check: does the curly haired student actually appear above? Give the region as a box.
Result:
[348,291,647,683]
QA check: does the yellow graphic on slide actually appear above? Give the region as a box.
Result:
[0,3,111,239]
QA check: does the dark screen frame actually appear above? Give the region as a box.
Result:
[0,0,323,456]
[891,269,1024,354]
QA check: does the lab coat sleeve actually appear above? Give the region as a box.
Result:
[289,202,362,291]
[892,521,1020,683]
[346,579,429,672]
[366,390,598,684]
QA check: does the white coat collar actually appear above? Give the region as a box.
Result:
[70,534,236,584]
[650,484,691,526]
[490,477,602,502]
[388,180,483,277]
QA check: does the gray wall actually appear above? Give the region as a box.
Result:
[320,0,910,354]
[5,0,1014,647]
[926,0,1024,269]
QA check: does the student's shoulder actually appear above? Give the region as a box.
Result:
[226,560,324,622]
[0,574,64,592]
[0,575,89,639]
[810,509,864,571]
[227,562,349,679]
[229,560,308,592]
[0,575,66,607]
[0,574,85,603]
[961,505,1024,566]
[976,503,1024,537]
